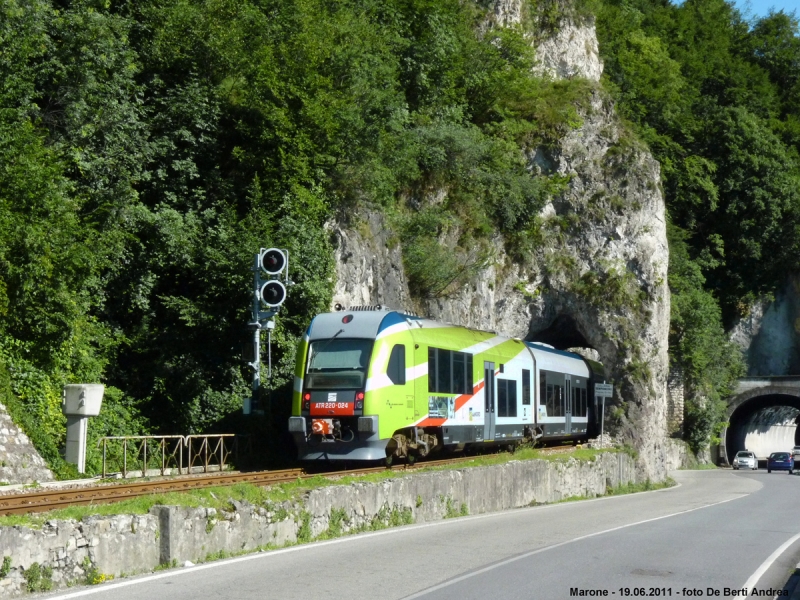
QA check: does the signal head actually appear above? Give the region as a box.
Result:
[259,280,287,307]
[260,248,286,275]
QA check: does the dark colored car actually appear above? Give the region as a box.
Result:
[767,452,794,474]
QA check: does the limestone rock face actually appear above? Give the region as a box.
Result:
[0,401,54,484]
[532,19,604,82]
[331,3,671,480]
[489,0,603,82]
[730,274,800,376]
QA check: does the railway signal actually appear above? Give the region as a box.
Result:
[260,248,287,276]
[244,247,292,415]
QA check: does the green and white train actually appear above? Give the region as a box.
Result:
[288,307,605,462]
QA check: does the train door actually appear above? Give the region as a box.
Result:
[565,377,572,434]
[484,361,496,441]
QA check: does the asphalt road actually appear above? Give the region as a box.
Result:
[41,469,800,600]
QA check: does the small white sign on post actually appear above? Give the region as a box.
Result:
[595,383,613,398]
[594,383,613,442]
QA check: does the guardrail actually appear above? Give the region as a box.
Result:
[97,434,246,479]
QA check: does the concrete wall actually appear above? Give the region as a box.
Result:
[0,453,636,597]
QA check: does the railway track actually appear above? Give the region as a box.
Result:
[0,454,489,517]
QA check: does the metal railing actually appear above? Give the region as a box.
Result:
[97,434,242,479]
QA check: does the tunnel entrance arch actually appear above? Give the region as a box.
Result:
[528,314,592,351]
[721,386,800,464]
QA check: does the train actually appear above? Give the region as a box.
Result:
[288,306,606,463]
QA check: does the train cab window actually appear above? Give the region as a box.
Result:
[428,347,473,394]
[306,339,374,390]
[522,369,531,405]
[497,379,517,417]
[387,344,406,385]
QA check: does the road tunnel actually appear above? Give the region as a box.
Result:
[726,394,800,462]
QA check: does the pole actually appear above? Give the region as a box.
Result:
[600,379,606,442]
[246,252,261,415]
[601,397,605,441]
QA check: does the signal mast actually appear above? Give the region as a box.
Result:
[244,248,290,414]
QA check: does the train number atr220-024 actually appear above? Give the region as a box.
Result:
[314,403,349,410]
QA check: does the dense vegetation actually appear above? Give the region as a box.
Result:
[0,0,797,471]
[594,0,800,450]
[0,0,589,474]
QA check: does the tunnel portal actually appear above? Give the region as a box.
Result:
[726,393,800,462]
[529,314,592,351]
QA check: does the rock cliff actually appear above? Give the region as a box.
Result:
[331,1,671,479]
[0,401,53,485]
[730,273,800,376]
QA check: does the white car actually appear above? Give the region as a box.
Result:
[733,450,758,470]
[792,446,800,463]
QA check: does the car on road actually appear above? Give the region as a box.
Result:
[732,450,758,470]
[767,452,794,473]
[792,446,800,463]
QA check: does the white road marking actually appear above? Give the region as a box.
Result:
[400,494,749,599]
[741,530,800,597]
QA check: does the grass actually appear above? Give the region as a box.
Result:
[605,477,676,496]
[423,446,615,473]
[679,463,717,470]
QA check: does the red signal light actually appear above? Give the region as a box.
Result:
[356,392,364,400]
[303,393,311,401]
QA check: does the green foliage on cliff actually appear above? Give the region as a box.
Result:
[597,0,800,318]
[595,0,799,449]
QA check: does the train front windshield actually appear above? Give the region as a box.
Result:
[305,339,373,390]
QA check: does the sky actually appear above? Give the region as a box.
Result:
[730,0,799,19]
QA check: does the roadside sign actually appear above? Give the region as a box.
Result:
[595,383,613,397]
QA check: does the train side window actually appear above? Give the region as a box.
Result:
[571,383,587,416]
[539,373,546,411]
[437,349,451,393]
[428,347,473,394]
[497,379,517,417]
[453,353,466,394]
[541,370,566,417]
[388,344,406,385]
[522,369,531,405]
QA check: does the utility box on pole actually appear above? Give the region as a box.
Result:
[62,384,104,474]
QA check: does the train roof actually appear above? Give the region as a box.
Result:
[308,308,593,369]
[306,306,419,341]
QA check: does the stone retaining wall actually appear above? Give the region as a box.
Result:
[0,453,636,597]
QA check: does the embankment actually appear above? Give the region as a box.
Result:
[0,452,638,597]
